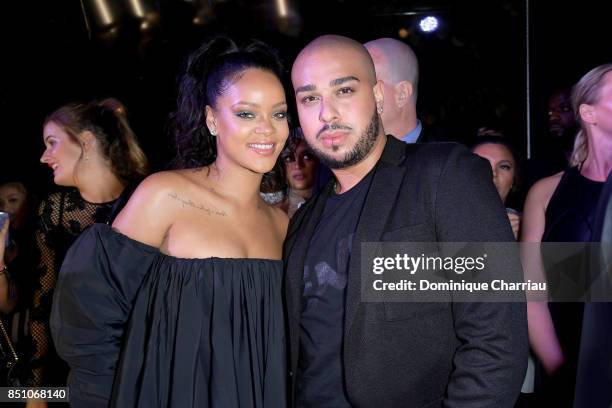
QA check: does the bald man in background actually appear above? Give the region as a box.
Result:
[285,34,527,407]
[313,37,424,192]
[365,37,425,143]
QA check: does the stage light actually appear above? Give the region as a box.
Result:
[260,0,301,36]
[192,0,223,26]
[79,0,122,33]
[418,16,439,33]
[126,0,160,31]
[275,0,288,17]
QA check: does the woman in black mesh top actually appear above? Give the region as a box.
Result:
[28,98,148,407]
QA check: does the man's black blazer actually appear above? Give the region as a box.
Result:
[283,136,528,408]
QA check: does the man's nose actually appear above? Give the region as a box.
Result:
[319,99,339,123]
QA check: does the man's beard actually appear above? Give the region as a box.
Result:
[308,108,381,169]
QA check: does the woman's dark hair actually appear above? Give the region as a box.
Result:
[169,35,286,169]
[44,98,149,182]
[0,181,37,241]
[471,135,522,193]
[280,127,305,160]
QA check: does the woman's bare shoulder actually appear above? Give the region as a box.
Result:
[131,169,209,200]
[528,171,564,204]
[139,169,196,189]
[112,170,197,241]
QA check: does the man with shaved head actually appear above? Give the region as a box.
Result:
[284,35,528,407]
[365,37,423,143]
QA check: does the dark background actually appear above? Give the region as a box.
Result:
[1,0,610,197]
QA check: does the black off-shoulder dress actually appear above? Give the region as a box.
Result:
[50,223,286,408]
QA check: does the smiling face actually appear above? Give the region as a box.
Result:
[292,38,384,169]
[473,142,516,203]
[40,121,83,186]
[206,68,289,175]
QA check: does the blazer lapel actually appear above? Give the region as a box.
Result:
[344,137,406,341]
[284,181,334,372]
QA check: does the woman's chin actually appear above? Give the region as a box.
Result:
[252,162,278,175]
[53,174,71,187]
[290,184,310,194]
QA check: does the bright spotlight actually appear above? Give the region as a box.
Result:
[418,16,439,33]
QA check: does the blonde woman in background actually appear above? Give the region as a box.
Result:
[521,64,612,406]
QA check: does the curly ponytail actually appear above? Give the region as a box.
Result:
[168,35,285,169]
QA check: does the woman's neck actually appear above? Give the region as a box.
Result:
[581,133,612,181]
[208,157,265,206]
[77,164,126,203]
[291,187,312,200]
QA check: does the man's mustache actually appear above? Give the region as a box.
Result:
[317,123,352,139]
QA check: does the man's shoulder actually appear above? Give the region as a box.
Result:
[404,141,465,156]
[397,141,470,172]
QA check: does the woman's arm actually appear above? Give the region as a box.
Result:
[521,174,564,375]
[0,219,17,313]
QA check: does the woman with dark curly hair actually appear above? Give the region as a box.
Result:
[50,36,289,407]
[0,181,38,389]
[471,135,522,239]
[280,127,319,218]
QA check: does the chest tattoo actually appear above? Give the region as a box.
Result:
[168,192,227,217]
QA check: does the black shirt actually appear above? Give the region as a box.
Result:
[296,173,372,407]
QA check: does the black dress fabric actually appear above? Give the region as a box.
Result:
[539,166,604,406]
[543,167,604,243]
[50,223,286,408]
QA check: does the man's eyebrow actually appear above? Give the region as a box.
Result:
[295,76,359,94]
[330,76,359,87]
[295,84,316,94]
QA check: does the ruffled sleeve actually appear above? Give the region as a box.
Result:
[50,223,160,404]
